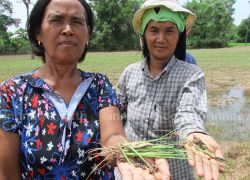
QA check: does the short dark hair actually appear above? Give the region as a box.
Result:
[27,0,93,63]
[142,28,186,61]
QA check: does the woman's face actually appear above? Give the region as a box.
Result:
[144,21,179,62]
[36,0,89,65]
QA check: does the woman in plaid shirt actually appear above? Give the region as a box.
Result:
[117,0,224,179]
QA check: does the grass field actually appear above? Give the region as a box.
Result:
[229,42,250,47]
[0,46,250,179]
[1,46,250,91]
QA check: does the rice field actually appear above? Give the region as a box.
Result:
[0,46,250,179]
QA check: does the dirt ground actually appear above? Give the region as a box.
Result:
[181,73,248,180]
[205,69,250,179]
[220,141,250,180]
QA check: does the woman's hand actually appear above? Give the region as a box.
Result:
[117,158,170,180]
[186,133,224,180]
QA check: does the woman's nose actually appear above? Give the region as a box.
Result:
[157,32,166,42]
[62,24,74,36]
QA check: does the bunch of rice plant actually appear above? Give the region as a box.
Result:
[87,133,187,175]
[87,133,229,178]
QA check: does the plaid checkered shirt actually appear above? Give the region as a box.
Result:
[115,56,207,180]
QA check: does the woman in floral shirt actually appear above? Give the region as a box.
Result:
[0,0,170,179]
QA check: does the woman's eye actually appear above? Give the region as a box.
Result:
[74,21,84,25]
[72,18,87,26]
[165,29,176,35]
[150,29,158,33]
[50,18,61,23]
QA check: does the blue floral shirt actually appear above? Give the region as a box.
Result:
[0,70,119,180]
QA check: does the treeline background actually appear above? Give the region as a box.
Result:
[0,0,249,55]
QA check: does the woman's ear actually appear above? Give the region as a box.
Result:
[84,26,91,48]
[36,33,41,44]
[140,37,144,50]
[35,28,42,43]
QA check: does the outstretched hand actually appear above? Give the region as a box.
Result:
[117,158,170,180]
[186,133,224,180]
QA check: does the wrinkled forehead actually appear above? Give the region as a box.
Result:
[44,0,87,19]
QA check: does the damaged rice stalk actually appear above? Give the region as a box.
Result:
[87,133,187,176]
[87,133,229,178]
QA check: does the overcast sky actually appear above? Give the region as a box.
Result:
[8,0,250,32]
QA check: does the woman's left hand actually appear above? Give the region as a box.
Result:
[117,158,170,180]
[186,133,224,180]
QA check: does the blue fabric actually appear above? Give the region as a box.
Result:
[185,52,197,65]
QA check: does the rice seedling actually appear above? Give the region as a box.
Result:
[86,133,230,179]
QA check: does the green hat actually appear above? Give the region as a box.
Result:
[141,6,186,34]
[133,0,196,35]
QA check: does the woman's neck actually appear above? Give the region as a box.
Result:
[38,63,79,80]
[37,64,82,104]
[148,56,172,78]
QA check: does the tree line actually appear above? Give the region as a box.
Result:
[0,0,249,55]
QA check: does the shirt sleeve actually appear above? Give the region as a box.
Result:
[95,74,120,110]
[0,80,23,133]
[174,70,207,139]
[116,69,129,125]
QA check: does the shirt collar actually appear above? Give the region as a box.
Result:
[21,69,93,92]
[140,56,178,78]
[21,70,51,91]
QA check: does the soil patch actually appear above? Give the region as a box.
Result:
[220,141,250,180]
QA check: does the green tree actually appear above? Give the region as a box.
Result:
[18,0,34,58]
[0,0,20,54]
[237,17,250,43]
[186,0,235,48]
[89,0,143,51]
[228,24,239,43]
[10,28,30,54]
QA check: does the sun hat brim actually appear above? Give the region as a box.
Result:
[133,0,196,35]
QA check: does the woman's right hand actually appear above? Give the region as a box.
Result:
[186,133,224,180]
[117,158,170,180]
